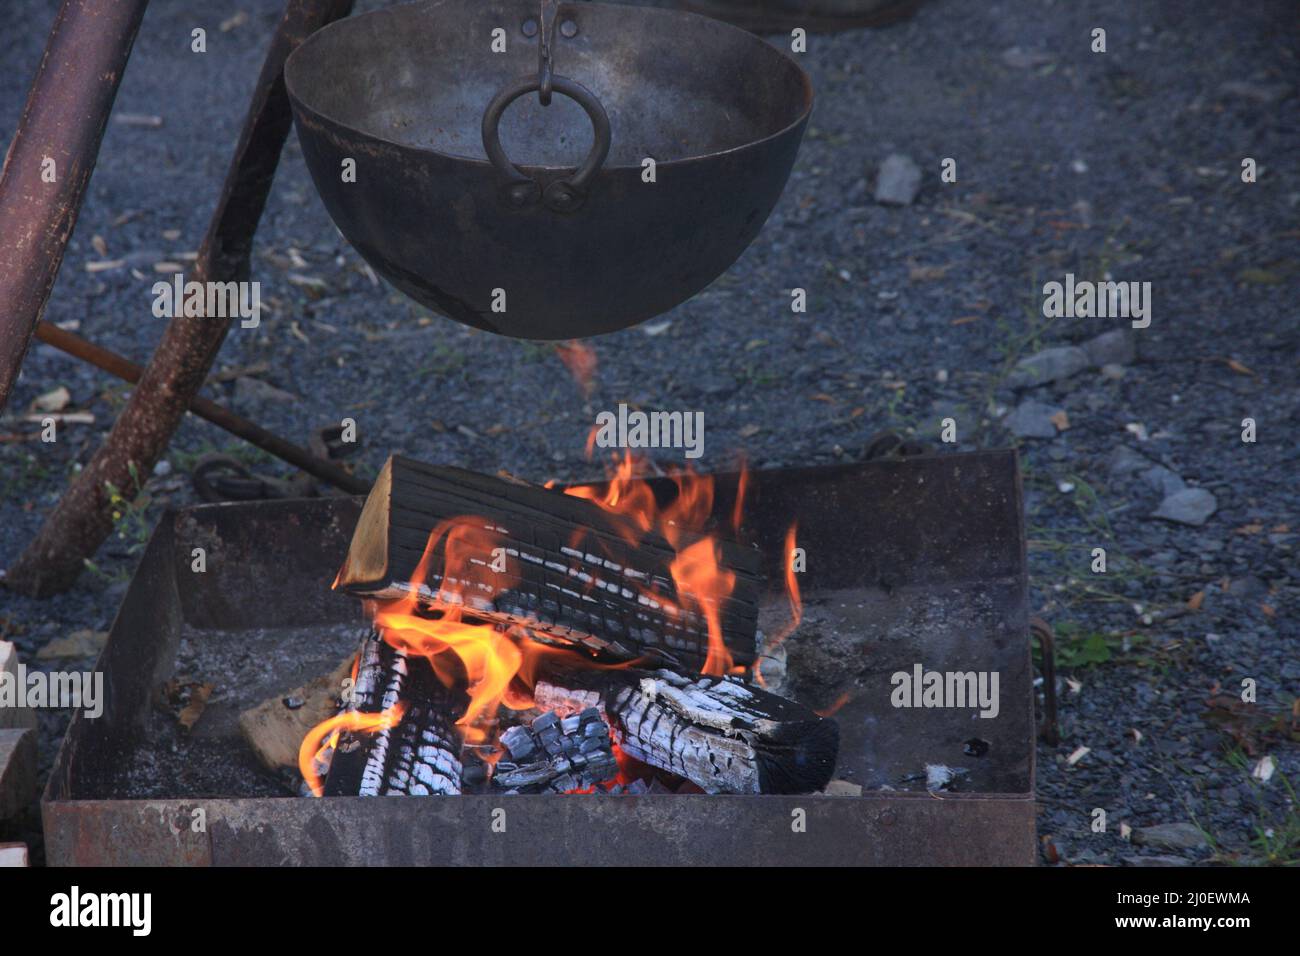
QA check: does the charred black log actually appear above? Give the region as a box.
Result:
[334,456,761,673]
[492,708,619,794]
[534,667,838,795]
[322,632,464,796]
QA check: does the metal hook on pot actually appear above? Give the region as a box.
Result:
[482,0,608,213]
[537,0,559,106]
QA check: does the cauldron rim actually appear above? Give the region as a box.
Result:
[283,0,815,173]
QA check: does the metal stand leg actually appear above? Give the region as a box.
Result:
[4,0,355,597]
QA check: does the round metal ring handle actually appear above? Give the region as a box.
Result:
[481,74,611,214]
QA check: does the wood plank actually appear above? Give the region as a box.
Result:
[238,652,356,772]
[0,842,29,867]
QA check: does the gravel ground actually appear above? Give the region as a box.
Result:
[1,0,1296,866]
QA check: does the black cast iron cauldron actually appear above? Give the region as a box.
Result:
[284,0,813,339]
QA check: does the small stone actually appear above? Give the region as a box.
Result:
[1100,363,1127,380]
[1004,400,1065,439]
[1132,822,1208,850]
[823,779,863,796]
[1227,575,1266,599]
[1108,445,1152,476]
[32,386,71,412]
[1152,488,1218,526]
[234,376,296,406]
[1001,46,1053,69]
[1082,329,1135,367]
[1007,346,1091,388]
[1141,465,1186,496]
[37,629,108,661]
[1123,854,1192,867]
[874,154,922,206]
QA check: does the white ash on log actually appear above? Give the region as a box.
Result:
[534,668,838,795]
[493,708,619,793]
[322,632,464,796]
[334,457,760,673]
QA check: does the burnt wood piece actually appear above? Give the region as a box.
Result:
[335,456,761,673]
[322,633,464,796]
[4,0,357,597]
[493,708,618,794]
[0,0,150,413]
[534,667,838,794]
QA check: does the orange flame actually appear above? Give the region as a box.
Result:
[770,523,803,649]
[815,691,852,718]
[566,450,748,677]
[671,537,737,675]
[369,516,535,745]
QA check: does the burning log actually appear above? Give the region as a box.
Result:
[321,632,464,796]
[534,667,838,795]
[334,456,761,673]
[492,708,619,794]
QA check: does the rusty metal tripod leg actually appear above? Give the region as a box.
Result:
[0,0,150,414]
[4,0,356,598]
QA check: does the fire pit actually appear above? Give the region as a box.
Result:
[43,451,1035,866]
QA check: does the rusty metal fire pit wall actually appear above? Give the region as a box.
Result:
[43,450,1035,866]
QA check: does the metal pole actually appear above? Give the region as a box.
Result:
[33,322,369,495]
[0,0,150,412]
[5,0,356,597]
